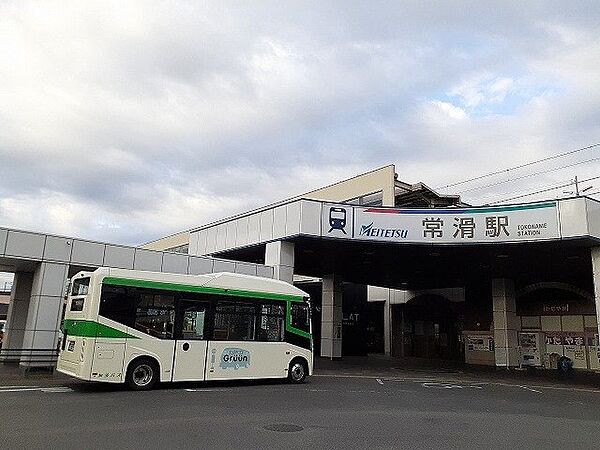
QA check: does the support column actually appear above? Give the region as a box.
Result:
[492,278,520,367]
[264,241,294,284]
[592,247,600,358]
[321,274,343,359]
[383,288,392,356]
[20,262,69,368]
[1,272,33,362]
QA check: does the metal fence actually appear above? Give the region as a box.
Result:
[0,348,59,369]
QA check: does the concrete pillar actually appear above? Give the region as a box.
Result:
[20,262,69,367]
[264,241,294,284]
[492,278,520,367]
[1,272,33,362]
[321,274,343,359]
[592,247,600,355]
[383,289,392,356]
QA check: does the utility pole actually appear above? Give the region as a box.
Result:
[564,176,592,197]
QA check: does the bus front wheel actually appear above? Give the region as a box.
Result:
[288,359,307,384]
[126,357,159,390]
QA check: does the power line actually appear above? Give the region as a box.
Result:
[457,155,600,195]
[486,174,600,205]
[436,142,600,191]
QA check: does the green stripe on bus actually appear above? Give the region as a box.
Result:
[102,277,305,302]
[63,319,139,339]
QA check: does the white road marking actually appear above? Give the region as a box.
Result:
[0,385,39,389]
[421,382,483,390]
[0,388,42,393]
[516,385,542,394]
[376,378,384,385]
[41,387,73,393]
[184,388,232,392]
[0,386,72,393]
[315,374,600,395]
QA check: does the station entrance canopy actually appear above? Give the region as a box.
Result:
[189,196,600,365]
[190,196,600,263]
[189,195,600,295]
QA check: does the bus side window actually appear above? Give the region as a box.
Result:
[179,300,209,340]
[134,292,175,339]
[213,300,256,341]
[257,303,285,342]
[100,285,136,327]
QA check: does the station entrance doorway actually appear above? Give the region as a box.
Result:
[392,295,464,361]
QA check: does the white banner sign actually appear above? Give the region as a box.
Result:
[321,202,560,244]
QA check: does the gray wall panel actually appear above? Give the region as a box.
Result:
[43,236,73,262]
[104,245,135,269]
[133,249,163,271]
[247,214,261,245]
[162,253,189,274]
[188,256,214,275]
[559,198,589,238]
[272,206,287,239]
[285,202,301,236]
[71,240,105,266]
[300,200,322,236]
[5,231,46,259]
[259,209,274,242]
[216,225,227,254]
[586,199,600,239]
[0,229,7,256]
[225,221,237,250]
[256,265,274,279]
[235,217,249,248]
[213,259,235,273]
[235,262,257,276]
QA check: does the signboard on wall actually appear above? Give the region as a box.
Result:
[321,204,353,238]
[321,201,560,244]
[466,336,494,352]
[354,202,559,244]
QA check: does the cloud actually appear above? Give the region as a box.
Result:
[448,72,515,109]
[0,1,599,245]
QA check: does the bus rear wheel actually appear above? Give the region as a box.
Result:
[288,359,307,384]
[126,357,159,390]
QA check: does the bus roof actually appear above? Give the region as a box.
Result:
[77,267,309,300]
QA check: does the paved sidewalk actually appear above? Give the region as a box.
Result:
[0,363,71,386]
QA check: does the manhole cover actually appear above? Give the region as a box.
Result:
[263,424,304,433]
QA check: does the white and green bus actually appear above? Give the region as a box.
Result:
[57,268,312,390]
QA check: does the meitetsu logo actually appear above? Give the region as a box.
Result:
[359,222,409,239]
[220,348,251,370]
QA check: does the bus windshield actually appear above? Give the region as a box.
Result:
[291,302,310,333]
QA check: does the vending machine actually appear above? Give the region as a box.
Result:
[519,332,546,366]
[586,334,600,371]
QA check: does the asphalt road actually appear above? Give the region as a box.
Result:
[2,374,600,450]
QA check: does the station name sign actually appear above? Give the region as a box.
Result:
[322,202,560,244]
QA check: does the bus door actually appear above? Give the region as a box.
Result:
[172,300,210,382]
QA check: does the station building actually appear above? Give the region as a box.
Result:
[1,164,599,372]
[144,165,600,371]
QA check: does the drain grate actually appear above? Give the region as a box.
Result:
[263,423,304,433]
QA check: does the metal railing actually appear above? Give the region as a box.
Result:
[0,348,59,369]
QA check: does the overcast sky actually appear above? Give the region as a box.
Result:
[1,1,600,252]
